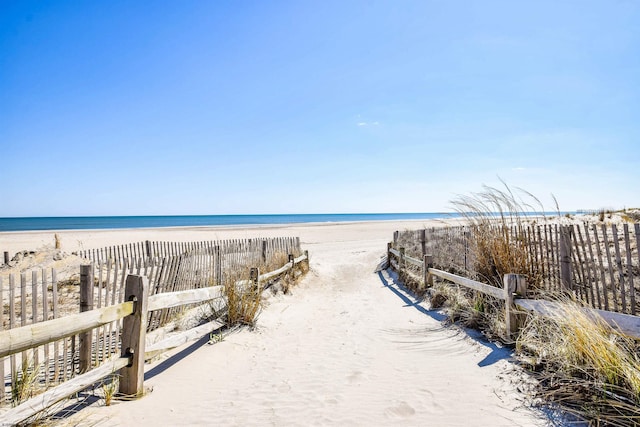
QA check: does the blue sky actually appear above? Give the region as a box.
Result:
[1,1,638,216]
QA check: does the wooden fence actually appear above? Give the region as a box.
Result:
[75,237,301,265]
[387,247,640,342]
[393,222,640,315]
[0,237,306,423]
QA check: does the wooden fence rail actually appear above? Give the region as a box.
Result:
[0,252,309,425]
[387,247,640,342]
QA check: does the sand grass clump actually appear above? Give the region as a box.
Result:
[12,359,41,406]
[223,269,262,327]
[428,282,505,337]
[517,298,640,425]
[451,180,546,290]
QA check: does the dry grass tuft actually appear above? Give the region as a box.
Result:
[517,298,640,425]
[12,358,41,406]
[428,282,504,338]
[451,180,547,290]
[223,268,262,327]
[101,373,119,406]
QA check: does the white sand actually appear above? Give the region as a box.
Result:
[1,221,547,426]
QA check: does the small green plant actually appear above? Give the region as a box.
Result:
[208,331,225,344]
[101,373,119,406]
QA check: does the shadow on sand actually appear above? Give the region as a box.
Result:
[377,269,512,368]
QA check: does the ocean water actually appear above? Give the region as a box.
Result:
[0,213,459,232]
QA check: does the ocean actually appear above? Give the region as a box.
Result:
[0,213,459,232]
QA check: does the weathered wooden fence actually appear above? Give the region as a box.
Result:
[0,237,306,423]
[387,247,640,342]
[76,237,301,265]
[393,222,640,315]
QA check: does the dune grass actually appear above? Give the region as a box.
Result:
[450,179,546,290]
[517,298,640,425]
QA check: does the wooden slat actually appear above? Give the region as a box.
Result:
[9,274,17,393]
[2,355,129,426]
[31,270,39,367]
[429,268,505,300]
[582,223,602,309]
[611,224,627,312]
[41,268,50,386]
[601,225,618,311]
[592,224,610,311]
[0,302,134,358]
[51,269,60,383]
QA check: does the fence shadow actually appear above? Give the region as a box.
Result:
[377,269,512,368]
[144,334,212,381]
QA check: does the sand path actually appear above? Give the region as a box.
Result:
[78,232,546,426]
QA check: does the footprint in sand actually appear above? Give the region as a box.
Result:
[385,401,416,419]
[347,370,363,384]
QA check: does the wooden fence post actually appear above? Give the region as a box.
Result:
[393,231,399,248]
[399,247,405,270]
[504,274,527,341]
[424,255,434,288]
[79,264,94,373]
[261,240,267,264]
[559,225,573,291]
[3,251,9,265]
[145,240,152,258]
[119,274,149,398]
[420,229,426,255]
[304,250,310,268]
[463,229,469,271]
[250,267,260,285]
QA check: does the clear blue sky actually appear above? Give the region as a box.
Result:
[1,1,638,216]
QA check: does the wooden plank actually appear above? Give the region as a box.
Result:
[41,268,50,386]
[582,223,602,309]
[9,274,17,392]
[259,262,293,283]
[31,270,39,367]
[559,225,572,291]
[601,225,618,311]
[429,268,505,300]
[2,355,129,426]
[0,302,134,358]
[145,319,225,360]
[516,298,640,340]
[592,224,610,311]
[148,286,223,312]
[611,224,627,313]
[570,226,586,302]
[20,272,27,366]
[51,269,60,383]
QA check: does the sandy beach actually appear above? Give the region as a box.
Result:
[1,220,548,426]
